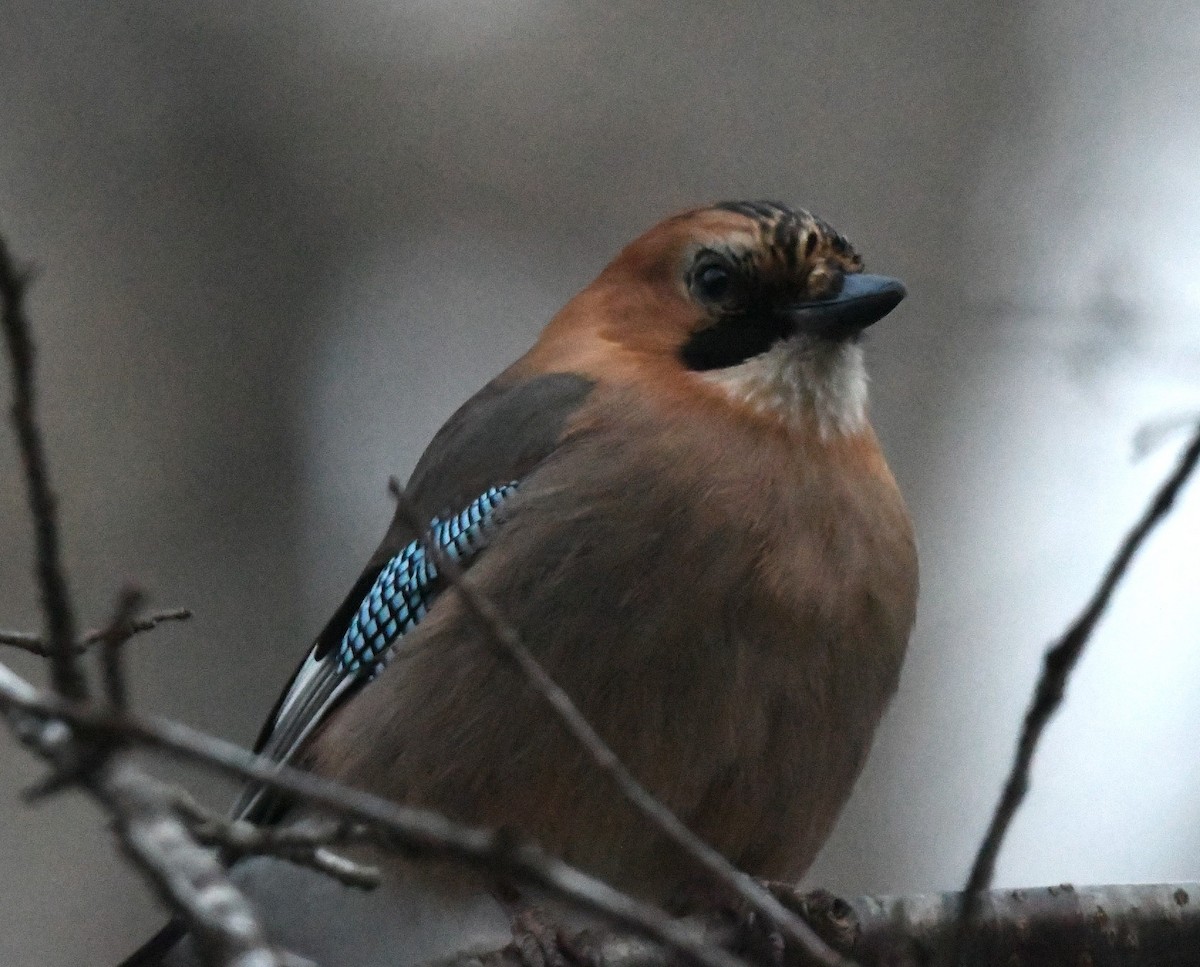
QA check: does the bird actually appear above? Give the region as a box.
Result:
[122,200,918,966]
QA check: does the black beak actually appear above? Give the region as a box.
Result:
[785,273,906,339]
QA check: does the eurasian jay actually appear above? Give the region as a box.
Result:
[124,201,917,966]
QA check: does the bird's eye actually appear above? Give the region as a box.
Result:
[693,261,735,303]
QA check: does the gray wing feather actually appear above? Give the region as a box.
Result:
[233,371,594,824]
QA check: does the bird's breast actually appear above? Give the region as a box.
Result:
[309,377,916,900]
[509,381,917,882]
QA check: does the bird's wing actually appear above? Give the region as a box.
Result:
[234,371,594,825]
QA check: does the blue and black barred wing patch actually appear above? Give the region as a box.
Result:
[234,483,517,822]
[336,483,515,677]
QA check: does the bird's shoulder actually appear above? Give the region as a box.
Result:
[245,371,596,775]
[315,370,596,656]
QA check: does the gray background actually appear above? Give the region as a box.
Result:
[2,2,1199,964]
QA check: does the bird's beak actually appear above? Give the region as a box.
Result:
[784,273,906,339]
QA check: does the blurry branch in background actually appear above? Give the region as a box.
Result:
[951,420,1200,959]
[0,607,192,658]
[0,668,752,967]
[1,244,81,698]
[2,224,1200,967]
[0,234,295,967]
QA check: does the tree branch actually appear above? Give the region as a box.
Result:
[0,607,192,658]
[422,884,1200,967]
[0,658,751,967]
[1,655,292,966]
[171,795,382,890]
[0,234,82,697]
[955,425,1200,954]
[0,232,285,967]
[97,761,302,967]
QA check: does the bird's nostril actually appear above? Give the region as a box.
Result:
[805,267,843,301]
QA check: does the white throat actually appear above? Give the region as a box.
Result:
[702,338,869,437]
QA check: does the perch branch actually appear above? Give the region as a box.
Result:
[422,883,1200,967]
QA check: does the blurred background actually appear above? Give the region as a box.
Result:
[1,2,1199,964]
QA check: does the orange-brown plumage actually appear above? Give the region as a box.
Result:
[122,201,917,966]
[121,202,916,967]
[302,201,917,902]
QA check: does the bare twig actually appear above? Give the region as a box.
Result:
[954,425,1200,956]
[0,659,752,967]
[171,794,382,890]
[0,234,82,698]
[97,760,298,967]
[388,480,851,967]
[99,587,145,711]
[0,235,284,967]
[423,883,1200,967]
[1,662,290,967]
[92,607,192,642]
[0,607,192,657]
[23,588,147,800]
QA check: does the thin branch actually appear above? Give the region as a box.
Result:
[955,425,1200,955]
[388,480,852,967]
[89,607,192,643]
[171,794,382,890]
[1,233,281,967]
[97,760,298,967]
[99,587,145,711]
[0,660,753,967]
[0,233,82,698]
[0,657,287,966]
[0,607,192,658]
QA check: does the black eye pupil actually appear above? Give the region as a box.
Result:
[696,264,732,301]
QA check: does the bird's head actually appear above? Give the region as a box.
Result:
[527,201,905,437]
